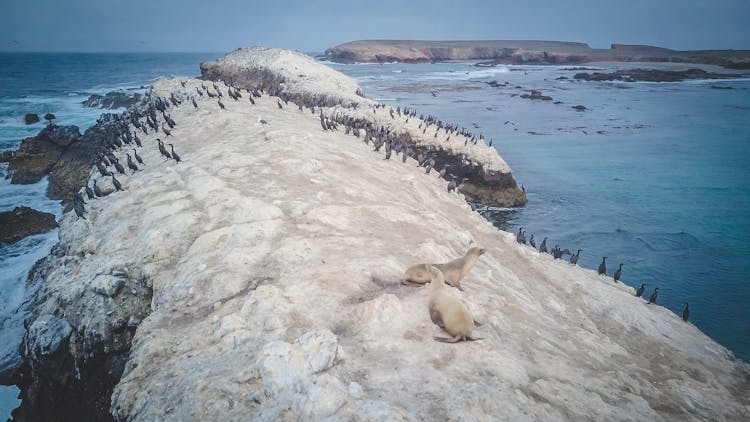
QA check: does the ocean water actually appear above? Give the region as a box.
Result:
[332,60,750,363]
[0,52,219,418]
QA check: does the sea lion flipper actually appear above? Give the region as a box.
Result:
[466,336,483,342]
[433,336,462,343]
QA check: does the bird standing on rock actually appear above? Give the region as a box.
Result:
[682,303,690,321]
[569,249,581,265]
[529,234,536,248]
[647,288,659,304]
[598,257,607,275]
[112,175,123,191]
[218,99,225,110]
[539,237,548,253]
[157,138,171,159]
[168,143,181,163]
[126,153,139,172]
[133,149,144,165]
[614,263,623,282]
[635,284,645,297]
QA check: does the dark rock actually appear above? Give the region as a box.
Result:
[710,85,733,89]
[0,150,13,163]
[43,113,56,123]
[555,76,569,80]
[7,124,82,185]
[24,113,40,125]
[7,118,119,203]
[520,90,552,101]
[573,68,736,82]
[572,105,587,111]
[0,206,58,244]
[82,91,142,109]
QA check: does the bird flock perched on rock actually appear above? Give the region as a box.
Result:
[514,226,688,321]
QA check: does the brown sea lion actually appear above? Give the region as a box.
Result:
[402,246,486,290]
[427,266,481,343]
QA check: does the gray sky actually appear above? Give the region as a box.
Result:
[1,0,748,52]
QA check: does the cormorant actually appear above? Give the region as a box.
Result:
[258,115,268,124]
[157,139,171,159]
[84,185,95,200]
[277,100,283,109]
[682,303,690,322]
[570,249,581,265]
[614,264,623,282]
[635,284,645,297]
[598,257,607,275]
[529,234,536,248]
[647,288,659,304]
[96,161,110,177]
[539,237,548,253]
[93,180,104,197]
[133,134,142,147]
[218,99,225,110]
[133,149,144,165]
[126,154,139,172]
[112,159,126,175]
[162,124,171,137]
[112,175,123,191]
[168,143,181,163]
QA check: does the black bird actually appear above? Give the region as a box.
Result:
[157,139,171,159]
[277,100,283,109]
[635,284,645,297]
[682,303,690,322]
[162,124,171,137]
[126,153,139,172]
[598,257,607,275]
[516,228,524,244]
[613,264,623,282]
[133,134,142,147]
[191,96,198,108]
[218,99,225,110]
[647,288,659,304]
[73,202,86,219]
[84,185,95,200]
[539,237,548,253]
[112,175,123,191]
[133,149,144,165]
[248,96,255,105]
[196,86,204,97]
[112,159,126,175]
[447,178,457,192]
[96,161,111,177]
[93,180,104,197]
[529,234,536,248]
[569,249,581,265]
[168,143,181,163]
[164,113,176,128]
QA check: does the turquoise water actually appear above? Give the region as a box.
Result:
[333,61,750,362]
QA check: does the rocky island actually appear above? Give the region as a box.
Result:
[325,40,750,69]
[5,47,749,421]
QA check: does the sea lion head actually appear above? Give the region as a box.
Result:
[428,265,445,284]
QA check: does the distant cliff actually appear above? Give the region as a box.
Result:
[325,40,750,68]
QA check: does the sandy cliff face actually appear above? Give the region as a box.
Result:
[15,49,750,421]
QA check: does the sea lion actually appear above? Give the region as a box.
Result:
[402,247,486,290]
[427,266,481,343]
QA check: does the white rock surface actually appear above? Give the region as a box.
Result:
[37,49,749,420]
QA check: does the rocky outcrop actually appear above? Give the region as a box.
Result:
[82,92,142,109]
[11,242,153,421]
[573,68,737,82]
[0,206,58,244]
[24,114,40,125]
[7,115,125,203]
[201,47,525,207]
[200,47,366,108]
[325,40,750,69]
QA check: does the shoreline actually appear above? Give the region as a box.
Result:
[5,48,750,420]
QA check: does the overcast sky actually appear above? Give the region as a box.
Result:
[1,0,748,53]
